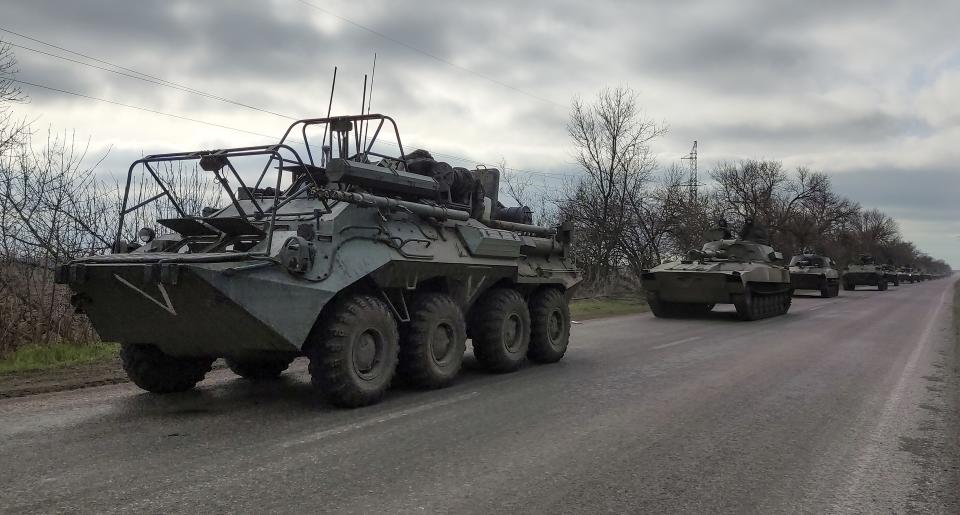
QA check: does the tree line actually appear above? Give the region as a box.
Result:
[504,86,952,289]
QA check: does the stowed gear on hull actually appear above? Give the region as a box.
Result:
[641,219,793,321]
[56,114,581,407]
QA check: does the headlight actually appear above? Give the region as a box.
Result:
[138,227,156,243]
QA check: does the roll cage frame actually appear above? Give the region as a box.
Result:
[115,114,406,255]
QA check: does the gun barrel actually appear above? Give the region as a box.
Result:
[320,189,471,221]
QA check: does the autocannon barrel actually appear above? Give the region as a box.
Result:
[319,189,471,221]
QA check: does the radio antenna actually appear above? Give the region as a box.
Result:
[320,66,337,165]
[358,74,368,158]
[363,53,377,153]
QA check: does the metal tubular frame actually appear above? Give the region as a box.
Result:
[115,114,407,256]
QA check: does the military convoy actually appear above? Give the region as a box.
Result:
[56,114,580,407]
[788,254,841,297]
[641,221,793,321]
[54,110,945,408]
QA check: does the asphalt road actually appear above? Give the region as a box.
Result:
[2,279,958,514]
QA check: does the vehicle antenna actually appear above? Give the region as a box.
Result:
[320,66,337,166]
[357,74,368,160]
[363,53,377,153]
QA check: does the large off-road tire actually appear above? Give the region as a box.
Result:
[820,280,831,298]
[307,294,399,407]
[527,288,571,364]
[878,279,888,291]
[893,277,900,286]
[470,288,530,372]
[398,292,466,389]
[120,344,214,394]
[843,280,855,291]
[831,282,841,297]
[225,356,295,380]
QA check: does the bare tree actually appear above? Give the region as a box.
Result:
[561,86,666,284]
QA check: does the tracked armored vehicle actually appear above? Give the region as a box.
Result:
[842,255,886,291]
[788,254,840,298]
[880,264,900,286]
[641,221,793,321]
[898,267,914,284]
[56,114,580,407]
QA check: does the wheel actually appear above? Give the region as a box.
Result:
[831,283,841,297]
[120,344,213,394]
[528,288,571,364]
[226,356,295,380]
[893,277,900,286]
[470,288,530,372]
[307,294,399,407]
[820,280,831,298]
[398,292,466,389]
[878,280,888,291]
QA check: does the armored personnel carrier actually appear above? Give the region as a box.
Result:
[880,264,900,286]
[641,220,793,321]
[898,267,914,284]
[842,255,887,291]
[56,114,580,407]
[788,254,840,297]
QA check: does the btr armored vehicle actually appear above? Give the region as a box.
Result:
[788,254,840,297]
[641,221,793,321]
[56,114,581,407]
[842,255,887,291]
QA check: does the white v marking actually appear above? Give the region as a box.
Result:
[114,274,178,316]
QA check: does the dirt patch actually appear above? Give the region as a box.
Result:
[0,359,129,398]
[0,359,226,398]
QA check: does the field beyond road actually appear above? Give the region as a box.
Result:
[1,279,957,513]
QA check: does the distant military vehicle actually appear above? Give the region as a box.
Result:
[56,114,581,407]
[641,220,793,321]
[880,264,900,286]
[788,254,840,297]
[842,255,887,291]
[898,267,914,284]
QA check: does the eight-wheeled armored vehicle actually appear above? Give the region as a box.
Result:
[842,255,887,291]
[56,114,581,407]
[788,254,840,297]
[641,221,793,321]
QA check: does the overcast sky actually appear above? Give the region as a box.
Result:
[3,0,958,265]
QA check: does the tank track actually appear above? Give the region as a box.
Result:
[733,284,792,321]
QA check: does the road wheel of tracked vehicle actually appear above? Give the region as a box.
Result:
[307,294,399,407]
[398,293,466,389]
[225,356,295,380]
[120,344,214,394]
[470,288,530,372]
[528,288,571,364]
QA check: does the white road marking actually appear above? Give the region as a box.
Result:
[279,391,480,448]
[832,285,951,511]
[651,336,703,350]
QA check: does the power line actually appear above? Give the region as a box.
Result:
[7,78,278,140]
[2,29,578,178]
[294,0,566,109]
